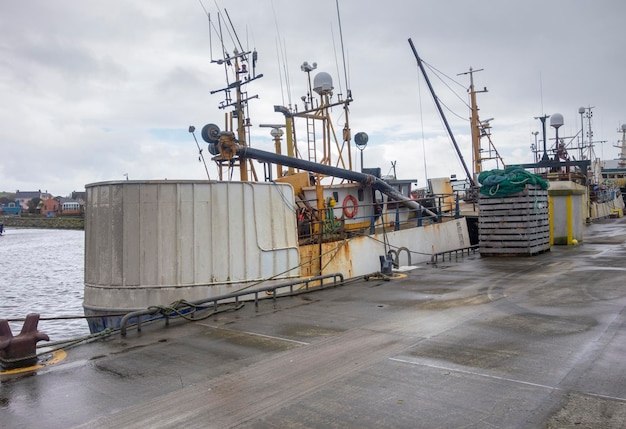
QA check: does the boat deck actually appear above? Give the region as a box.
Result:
[3,218,626,428]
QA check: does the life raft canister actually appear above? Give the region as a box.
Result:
[342,195,358,218]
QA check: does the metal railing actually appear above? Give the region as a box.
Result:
[430,245,479,264]
[120,273,344,336]
[297,192,464,242]
[387,246,412,267]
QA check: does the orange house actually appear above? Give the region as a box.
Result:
[41,198,61,217]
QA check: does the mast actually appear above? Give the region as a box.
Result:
[209,47,263,181]
[459,67,485,176]
[408,38,474,186]
[275,65,353,178]
[206,9,264,182]
[234,53,249,181]
[615,124,626,169]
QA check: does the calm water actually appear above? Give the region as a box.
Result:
[0,228,89,341]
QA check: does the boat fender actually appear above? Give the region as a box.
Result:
[342,195,358,218]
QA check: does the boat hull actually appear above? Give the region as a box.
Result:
[83,180,470,333]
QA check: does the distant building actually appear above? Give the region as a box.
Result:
[71,191,87,204]
[8,189,85,216]
[59,197,81,215]
[15,190,51,211]
[40,197,83,217]
[59,197,83,215]
[41,198,61,217]
[0,201,21,216]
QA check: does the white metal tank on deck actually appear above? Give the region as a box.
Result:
[83,180,300,315]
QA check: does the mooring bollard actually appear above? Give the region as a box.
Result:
[0,313,50,369]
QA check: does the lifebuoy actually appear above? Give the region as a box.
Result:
[342,195,358,218]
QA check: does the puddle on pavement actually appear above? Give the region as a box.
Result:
[528,274,626,305]
[418,293,494,310]
[278,324,344,339]
[484,312,597,336]
[206,328,299,352]
[408,340,520,369]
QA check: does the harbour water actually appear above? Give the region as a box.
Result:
[0,228,89,342]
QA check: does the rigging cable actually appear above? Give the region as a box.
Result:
[423,60,468,106]
[417,66,429,183]
[212,0,237,51]
[224,8,245,55]
[275,39,286,107]
[270,2,286,106]
[197,1,214,61]
[330,25,344,99]
[408,38,474,186]
[271,1,293,109]
[215,11,230,89]
[422,61,470,121]
[335,0,350,94]
[281,39,293,109]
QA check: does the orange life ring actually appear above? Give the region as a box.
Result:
[342,195,358,218]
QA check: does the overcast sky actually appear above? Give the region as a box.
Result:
[1,0,624,196]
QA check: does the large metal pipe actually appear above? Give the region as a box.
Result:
[237,145,439,217]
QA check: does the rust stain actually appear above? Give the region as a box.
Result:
[299,243,321,277]
[320,240,353,278]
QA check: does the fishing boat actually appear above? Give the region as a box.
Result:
[513,108,625,236]
[82,17,472,334]
[588,123,626,219]
[599,124,626,193]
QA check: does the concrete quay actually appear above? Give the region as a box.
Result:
[2,217,626,428]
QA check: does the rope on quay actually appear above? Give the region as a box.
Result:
[33,300,247,346]
[5,313,129,323]
[38,328,116,350]
[121,300,247,336]
[145,300,245,323]
[0,327,117,370]
[0,301,247,367]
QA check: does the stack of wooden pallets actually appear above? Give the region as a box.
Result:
[478,185,550,256]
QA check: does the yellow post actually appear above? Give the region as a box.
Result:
[285,116,295,175]
[274,134,283,178]
[314,181,324,235]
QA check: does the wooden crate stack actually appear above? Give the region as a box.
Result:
[478,185,550,256]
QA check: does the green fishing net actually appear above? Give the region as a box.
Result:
[478,167,549,197]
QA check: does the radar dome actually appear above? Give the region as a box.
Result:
[313,72,333,95]
[550,113,564,128]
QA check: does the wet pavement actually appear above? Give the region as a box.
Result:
[2,217,626,428]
